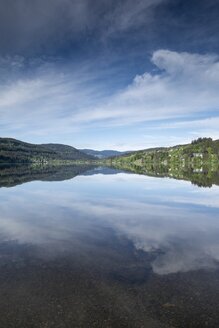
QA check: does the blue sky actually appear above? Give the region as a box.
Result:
[0,0,219,150]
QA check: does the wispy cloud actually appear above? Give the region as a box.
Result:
[0,0,167,55]
[93,50,219,124]
[101,0,166,39]
[0,49,219,148]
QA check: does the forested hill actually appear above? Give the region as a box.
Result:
[110,138,219,167]
[109,138,219,188]
[0,138,94,163]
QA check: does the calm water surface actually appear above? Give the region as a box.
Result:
[0,166,219,327]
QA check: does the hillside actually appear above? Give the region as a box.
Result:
[0,138,94,164]
[42,144,95,160]
[109,138,219,187]
[110,138,219,164]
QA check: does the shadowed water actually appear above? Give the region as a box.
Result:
[0,165,219,327]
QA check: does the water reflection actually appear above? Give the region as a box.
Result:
[1,165,219,274]
[0,165,219,327]
[112,162,219,188]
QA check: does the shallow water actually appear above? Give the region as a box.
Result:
[0,165,219,327]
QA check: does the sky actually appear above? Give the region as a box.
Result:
[0,0,219,150]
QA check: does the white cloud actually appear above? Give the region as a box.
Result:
[102,0,166,38]
[0,50,219,147]
[90,50,219,124]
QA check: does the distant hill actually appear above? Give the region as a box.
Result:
[42,143,95,160]
[111,138,219,162]
[81,140,219,161]
[0,138,94,164]
[80,149,127,159]
[110,138,219,188]
[110,138,219,175]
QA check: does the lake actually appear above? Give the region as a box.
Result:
[0,165,219,327]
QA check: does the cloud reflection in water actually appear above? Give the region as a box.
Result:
[0,172,219,274]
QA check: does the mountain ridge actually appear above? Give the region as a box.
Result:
[0,138,94,163]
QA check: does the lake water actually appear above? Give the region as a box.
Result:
[0,165,219,327]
